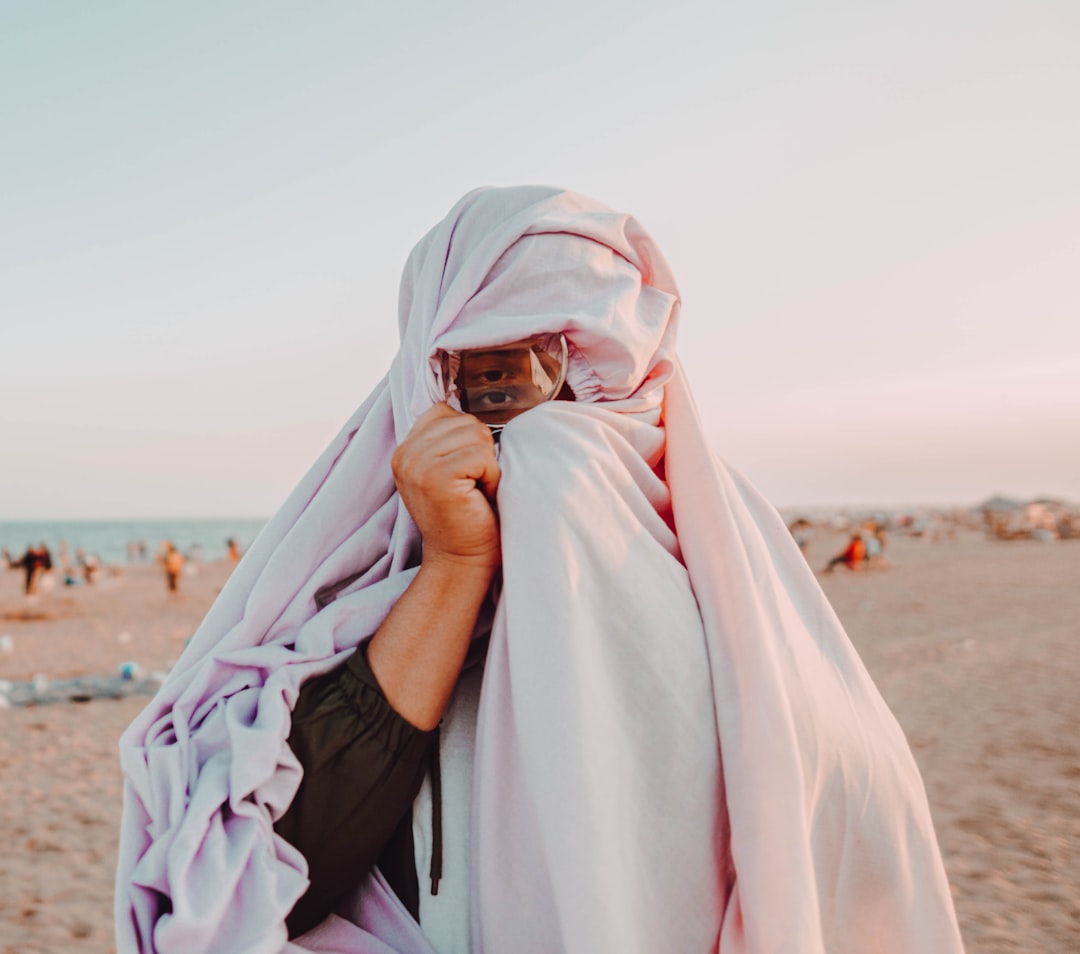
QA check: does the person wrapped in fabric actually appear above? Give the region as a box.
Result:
[276,340,566,939]
[116,186,965,954]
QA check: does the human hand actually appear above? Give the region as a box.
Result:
[391,403,502,570]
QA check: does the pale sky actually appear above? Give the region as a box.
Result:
[2,1,1078,518]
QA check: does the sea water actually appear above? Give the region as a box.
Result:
[0,518,266,566]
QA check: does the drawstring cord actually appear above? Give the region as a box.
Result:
[427,634,491,900]
[429,724,443,896]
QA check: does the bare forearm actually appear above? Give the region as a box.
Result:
[366,554,495,731]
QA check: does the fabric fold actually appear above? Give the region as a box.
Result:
[116,185,963,954]
[472,402,725,953]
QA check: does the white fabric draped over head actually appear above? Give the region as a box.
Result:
[116,186,963,953]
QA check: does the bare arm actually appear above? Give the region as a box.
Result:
[366,404,502,731]
[277,404,501,933]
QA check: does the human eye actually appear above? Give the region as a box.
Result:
[472,388,515,409]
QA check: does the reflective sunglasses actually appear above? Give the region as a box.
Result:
[439,333,569,432]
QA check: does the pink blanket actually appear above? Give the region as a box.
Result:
[116,186,963,952]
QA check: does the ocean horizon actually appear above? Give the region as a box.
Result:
[0,518,267,566]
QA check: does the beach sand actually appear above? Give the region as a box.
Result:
[1,533,1077,952]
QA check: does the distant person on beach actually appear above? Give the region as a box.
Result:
[75,548,100,584]
[864,520,890,569]
[226,537,241,563]
[118,186,963,953]
[787,517,813,552]
[3,543,52,596]
[160,542,185,593]
[823,530,867,573]
[58,540,72,577]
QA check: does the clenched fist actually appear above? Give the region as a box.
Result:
[391,403,502,571]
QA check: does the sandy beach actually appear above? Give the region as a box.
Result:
[1,532,1077,953]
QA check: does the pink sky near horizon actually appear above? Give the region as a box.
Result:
[1,1,1077,519]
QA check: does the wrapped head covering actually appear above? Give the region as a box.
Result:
[116,186,963,953]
